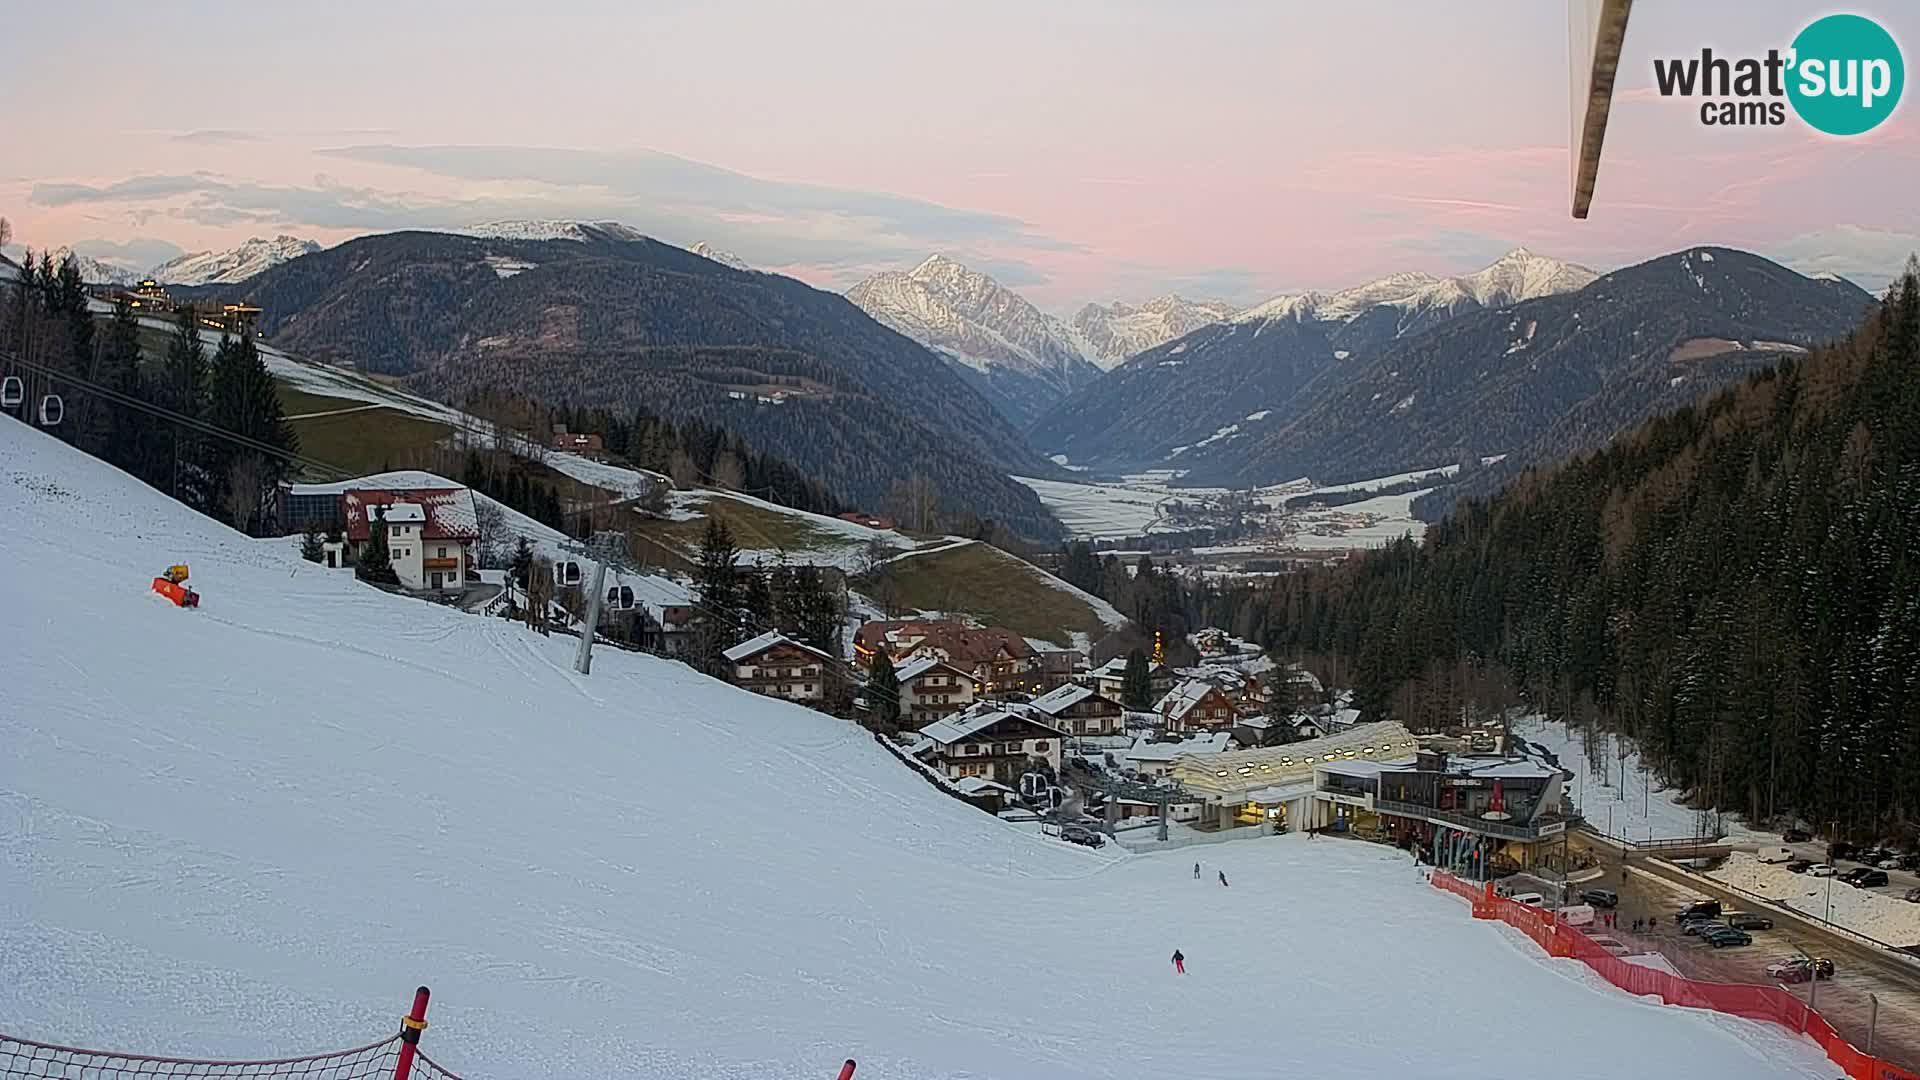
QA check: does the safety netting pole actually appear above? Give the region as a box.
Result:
[392,986,432,1080]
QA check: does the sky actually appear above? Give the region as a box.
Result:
[4,0,1917,311]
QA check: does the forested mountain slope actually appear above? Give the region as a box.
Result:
[228,228,1063,537]
[1262,264,1920,840]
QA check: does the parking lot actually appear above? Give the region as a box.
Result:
[1574,844,1920,1074]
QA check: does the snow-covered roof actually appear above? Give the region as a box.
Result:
[1028,683,1109,716]
[1170,722,1420,801]
[919,709,1062,746]
[1155,678,1224,721]
[955,777,1015,797]
[289,470,464,496]
[1318,757,1416,780]
[341,487,478,542]
[894,655,974,685]
[722,630,832,665]
[382,503,426,524]
[1126,732,1232,764]
[1327,707,1363,730]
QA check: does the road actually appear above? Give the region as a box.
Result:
[1571,834,1920,1074]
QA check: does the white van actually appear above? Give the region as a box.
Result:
[1756,845,1794,864]
[1557,904,1595,927]
[1509,892,1546,907]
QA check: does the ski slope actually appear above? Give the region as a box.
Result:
[0,420,1835,1080]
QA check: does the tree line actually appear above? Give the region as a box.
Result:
[688,516,851,703]
[1254,263,1920,844]
[2,248,297,535]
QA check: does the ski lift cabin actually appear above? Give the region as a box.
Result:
[605,584,635,611]
[39,394,64,427]
[554,560,583,588]
[1,375,21,409]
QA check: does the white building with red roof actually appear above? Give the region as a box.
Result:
[340,487,480,593]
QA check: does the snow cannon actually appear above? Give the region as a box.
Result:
[152,565,200,608]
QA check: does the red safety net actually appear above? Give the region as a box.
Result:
[1429,871,1920,1080]
[0,1032,407,1080]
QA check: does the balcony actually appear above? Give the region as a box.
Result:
[1373,798,1570,842]
[423,557,460,571]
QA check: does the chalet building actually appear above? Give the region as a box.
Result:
[1032,648,1087,691]
[1124,732,1232,779]
[914,707,1064,783]
[853,619,1037,695]
[1321,748,1571,875]
[339,487,480,594]
[894,655,978,729]
[1156,679,1238,733]
[837,511,896,531]
[724,631,834,703]
[1027,683,1125,739]
[1088,656,1177,703]
[550,427,607,460]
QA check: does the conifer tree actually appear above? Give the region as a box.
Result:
[300,520,325,563]
[866,649,901,733]
[1122,647,1153,709]
[355,505,398,584]
[160,308,210,509]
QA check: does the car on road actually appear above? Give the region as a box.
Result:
[1782,828,1812,843]
[1677,899,1722,920]
[1808,863,1837,877]
[1702,926,1752,948]
[1765,957,1835,982]
[1726,912,1774,930]
[1848,869,1890,888]
[1582,888,1619,908]
[1785,859,1815,873]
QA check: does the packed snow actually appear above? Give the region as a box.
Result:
[1707,854,1920,947]
[1509,714,1771,844]
[0,419,1839,1079]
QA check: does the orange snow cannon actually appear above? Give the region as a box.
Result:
[153,565,200,607]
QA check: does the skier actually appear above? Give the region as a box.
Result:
[1171,949,1186,975]
[1193,861,1201,879]
[1218,870,1229,887]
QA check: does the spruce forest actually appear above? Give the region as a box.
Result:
[1257,263,1920,843]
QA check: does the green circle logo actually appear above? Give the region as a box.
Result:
[1787,14,1903,135]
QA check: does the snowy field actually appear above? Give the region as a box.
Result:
[0,420,1838,1079]
[1013,470,1432,548]
[1709,854,1920,946]
[1510,714,1772,844]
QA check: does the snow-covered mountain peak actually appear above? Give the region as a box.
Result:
[688,242,750,271]
[460,220,650,243]
[45,247,141,286]
[847,254,1102,421]
[150,235,321,285]
[1073,294,1236,369]
[1233,251,1595,328]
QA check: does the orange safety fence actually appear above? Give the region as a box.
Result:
[1428,871,1919,1080]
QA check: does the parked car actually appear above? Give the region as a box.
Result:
[1682,919,1728,937]
[1755,845,1794,864]
[1703,927,1752,948]
[1829,842,1858,861]
[1785,859,1815,874]
[1582,888,1619,908]
[1589,935,1631,957]
[1059,825,1105,848]
[1509,892,1547,908]
[1677,899,1722,919]
[1782,829,1812,843]
[1765,957,1835,983]
[1857,847,1891,865]
[1849,869,1890,888]
[1900,853,1920,871]
[1877,856,1904,870]
[1727,912,1774,930]
[1809,864,1837,877]
[1904,887,1920,904]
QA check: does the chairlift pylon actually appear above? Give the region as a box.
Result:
[38,394,63,427]
[0,375,21,409]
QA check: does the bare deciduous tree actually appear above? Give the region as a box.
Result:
[525,556,554,635]
[224,453,271,536]
[474,500,507,569]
